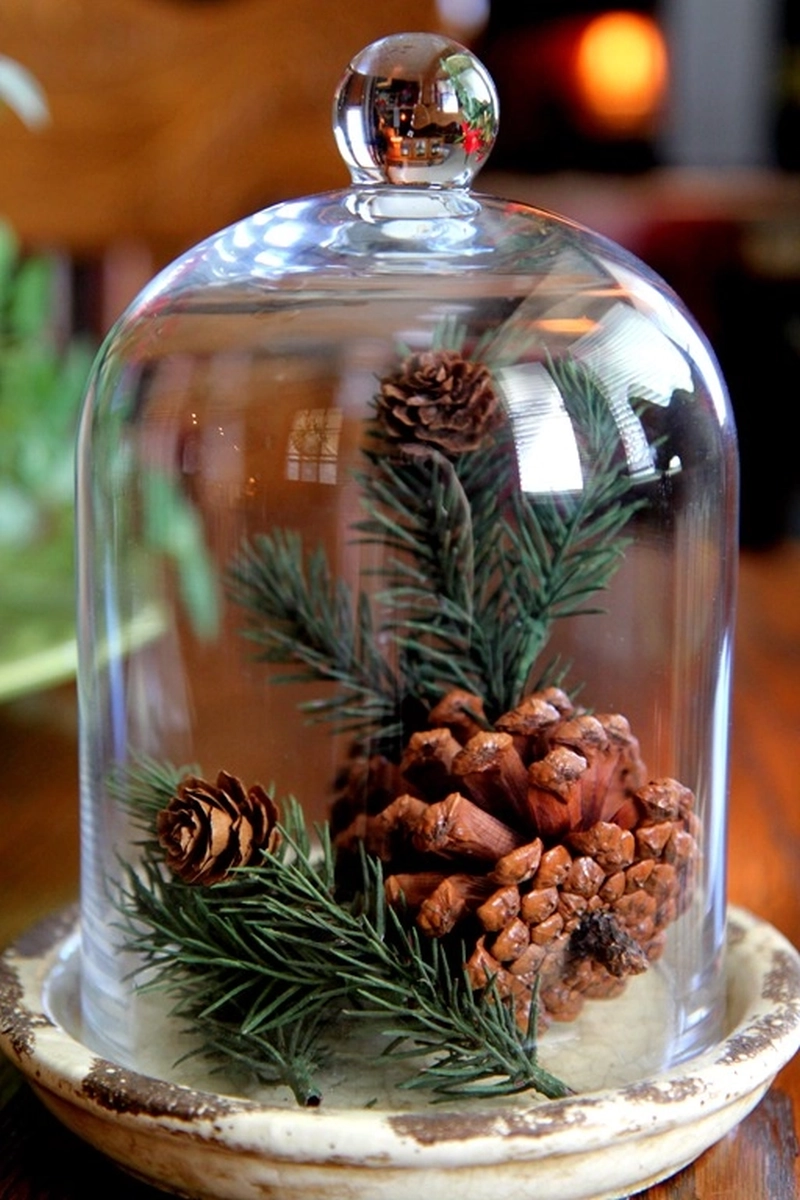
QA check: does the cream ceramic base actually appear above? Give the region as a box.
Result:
[1,906,800,1200]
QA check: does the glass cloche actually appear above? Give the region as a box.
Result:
[76,33,738,1108]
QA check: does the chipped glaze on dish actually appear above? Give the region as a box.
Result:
[1,906,799,1200]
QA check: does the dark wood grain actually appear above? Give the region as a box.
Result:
[2,541,799,1198]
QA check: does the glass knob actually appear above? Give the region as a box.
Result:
[333,32,499,189]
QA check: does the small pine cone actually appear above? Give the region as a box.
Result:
[376,350,502,455]
[157,770,279,886]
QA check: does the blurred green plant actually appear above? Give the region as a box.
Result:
[0,223,93,547]
[1,54,216,690]
[0,223,94,696]
[0,52,87,695]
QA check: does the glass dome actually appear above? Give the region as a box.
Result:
[76,33,738,1107]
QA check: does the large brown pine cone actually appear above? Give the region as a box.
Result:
[157,770,280,886]
[376,350,502,454]
[335,689,700,1029]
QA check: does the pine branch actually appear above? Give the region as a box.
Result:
[228,530,402,740]
[226,347,650,733]
[356,435,510,711]
[108,754,193,837]
[467,360,647,711]
[356,358,645,717]
[352,899,570,1100]
[116,777,570,1106]
[356,443,475,634]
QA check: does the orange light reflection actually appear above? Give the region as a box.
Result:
[534,317,598,335]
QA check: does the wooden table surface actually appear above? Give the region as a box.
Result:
[2,539,800,1198]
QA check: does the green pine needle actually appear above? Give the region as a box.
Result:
[115,771,571,1107]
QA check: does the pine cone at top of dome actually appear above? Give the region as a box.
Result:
[376,350,503,455]
[157,770,279,886]
[334,687,700,1029]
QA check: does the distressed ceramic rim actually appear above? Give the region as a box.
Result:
[1,906,800,1200]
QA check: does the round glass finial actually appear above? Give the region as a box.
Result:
[333,32,499,188]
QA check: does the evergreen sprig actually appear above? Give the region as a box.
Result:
[228,352,648,730]
[483,358,648,707]
[109,754,191,833]
[228,529,401,740]
[117,782,570,1106]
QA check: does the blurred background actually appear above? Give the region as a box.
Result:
[0,0,799,891]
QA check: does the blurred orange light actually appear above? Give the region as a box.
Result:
[534,317,598,335]
[575,12,668,133]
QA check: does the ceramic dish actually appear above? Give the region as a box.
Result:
[1,905,799,1200]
